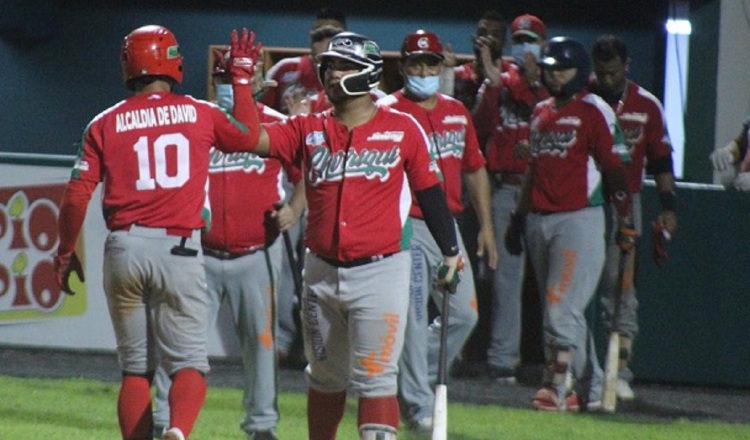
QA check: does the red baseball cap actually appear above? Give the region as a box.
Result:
[401,29,444,60]
[511,14,546,40]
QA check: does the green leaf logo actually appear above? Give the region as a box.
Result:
[12,252,28,275]
[9,192,27,219]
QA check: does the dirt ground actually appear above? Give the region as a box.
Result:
[1,345,748,425]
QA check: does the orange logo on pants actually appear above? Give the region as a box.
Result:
[547,249,578,305]
[360,312,400,377]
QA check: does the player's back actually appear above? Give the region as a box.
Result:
[83,92,223,232]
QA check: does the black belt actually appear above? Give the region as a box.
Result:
[202,246,261,260]
[317,252,396,268]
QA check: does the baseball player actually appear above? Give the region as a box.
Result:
[152,46,305,440]
[261,7,346,114]
[472,14,550,384]
[237,31,464,440]
[440,10,507,111]
[53,26,263,440]
[710,118,750,188]
[589,34,677,401]
[377,29,497,433]
[504,37,635,411]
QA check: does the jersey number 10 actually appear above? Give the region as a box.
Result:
[133,133,190,191]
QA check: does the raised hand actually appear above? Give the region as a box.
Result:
[230,28,263,85]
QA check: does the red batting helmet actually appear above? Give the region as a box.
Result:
[510,14,546,40]
[401,29,444,60]
[121,25,183,90]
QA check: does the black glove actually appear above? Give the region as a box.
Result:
[54,251,85,295]
[504,212,525,256]
[437,253,465,294]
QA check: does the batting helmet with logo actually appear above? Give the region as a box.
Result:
[121,25,183,91]
[316,31,383,96]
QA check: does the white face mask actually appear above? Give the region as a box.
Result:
[405,75,440,100]
[215,84,234,110]
[511,43,542,65]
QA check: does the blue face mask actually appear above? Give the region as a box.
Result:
[215,84,234,110]
[511,43,542,65]
[405,75,440,100]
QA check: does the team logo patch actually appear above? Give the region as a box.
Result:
[367,131,404,142]
[556,116,581,126]
[418,37,430,49]
[442,115,467,125]
[167,45,180,59]
[620,112,648,123]
[73,158,89,172]
[305,131,327,147]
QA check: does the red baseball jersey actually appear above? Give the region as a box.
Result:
[377,91,486,217]
[598,80,672,193]
[202,104,301,253]
[72,92,259,232]
[261,55,323,113]
[528,91,627,213]
[264,106,441,261]
[453,59,513,111]
[475,62,550,174]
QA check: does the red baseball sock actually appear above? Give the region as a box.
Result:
[358,395,400,432]
[168,368,207,438]
[118,375,153,440]
[307,387,347,440]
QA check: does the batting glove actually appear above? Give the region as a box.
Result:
[504,211,525,256]
[54,251,84,295]
[437,253,464,294]
[616,224,638,253]
[709,141,738,171]
[734,172,750,192]
[229,28,262,86]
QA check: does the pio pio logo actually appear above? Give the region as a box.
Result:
[0,184,86,321]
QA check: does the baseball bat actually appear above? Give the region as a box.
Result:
[602,250,628,412]
[431,288,451,440]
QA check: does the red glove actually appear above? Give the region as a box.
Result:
[229,28,262,86]
[54,251,85,295]
[652,221,671,267]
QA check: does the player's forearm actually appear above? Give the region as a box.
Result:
[463,168,493,230]
[57,179,96,257]
[289,180,307,221]
[415,184,459,257]
[231,82,262,151]
[604,166,633,225]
